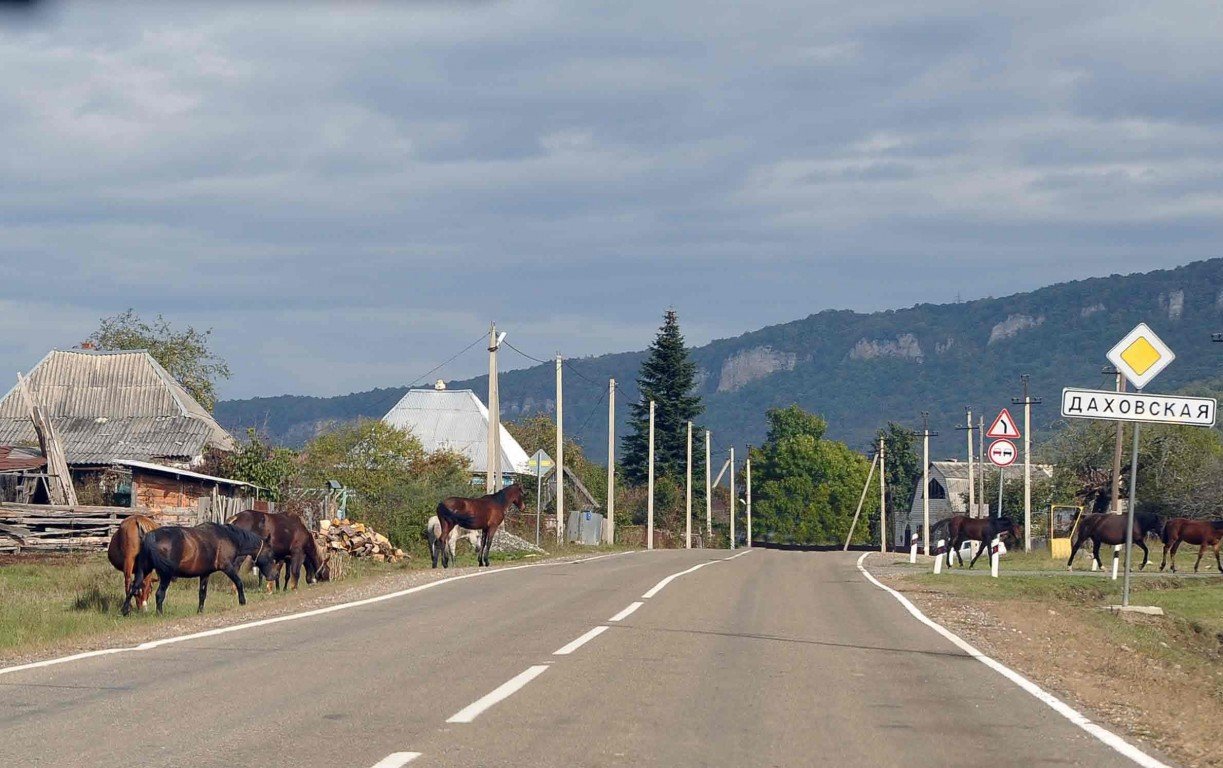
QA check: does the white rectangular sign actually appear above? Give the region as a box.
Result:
[1061,388,1217,427]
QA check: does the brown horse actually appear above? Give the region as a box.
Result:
[230,510,329,590]
[1160,518,1223,573]
[435,484,526,568]
[106,514,159,611]
[933,515,1022,568]
[1067,512,1162,571]
[121,523,278,615]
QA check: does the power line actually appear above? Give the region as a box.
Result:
[502,340,550,365]
[365,332,488,414]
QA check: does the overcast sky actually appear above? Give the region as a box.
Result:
[1,1,1220,399]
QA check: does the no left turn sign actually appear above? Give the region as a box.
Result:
[988,439,1017,467]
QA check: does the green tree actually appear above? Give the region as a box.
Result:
[622,310,704,487]
[220,429,299,501]
[86,309,231,411]
[878,422,920,531]
[750,405,875,545]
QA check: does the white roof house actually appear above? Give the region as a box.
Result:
[382,388,531,477]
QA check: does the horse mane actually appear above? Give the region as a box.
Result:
[218,523,264,553]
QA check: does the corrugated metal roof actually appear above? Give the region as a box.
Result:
[0,349,236,464]
[0,445,45,472]
[382,389,531,475]
[116,459,261,489]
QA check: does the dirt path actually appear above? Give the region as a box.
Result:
[887,574,1223,768]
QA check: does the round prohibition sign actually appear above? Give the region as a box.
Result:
[988,439,1017,467]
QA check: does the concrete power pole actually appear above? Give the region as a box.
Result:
[878,436,887,553]
[685,421,693,549]
[607,378,616,544]
[1012,375,1041,551]
[920,413,935,555]
[978,416,985,519]
[705,430,712,540]
[647,399,655,550]
[959,408,975,517]
[555,355,564,545]
[729,447,736,551]
[486,324,504,494]
[745,453,752,549]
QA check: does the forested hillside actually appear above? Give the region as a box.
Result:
[217,259,1223,458]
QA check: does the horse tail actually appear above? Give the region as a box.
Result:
[437,501,478,530]
[140,531,174,577]
[133,515,159,538]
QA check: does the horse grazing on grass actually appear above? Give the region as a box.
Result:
[1066,512,1162,571]
[933,515,1022,568]
[426,514,480,568]
[1160,518,1223,573]
[434,484,526,568]
[230,510,329,590]
[121,523,278,616]
[107,514,159,611]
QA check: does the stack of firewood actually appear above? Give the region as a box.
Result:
[317,519,406,563]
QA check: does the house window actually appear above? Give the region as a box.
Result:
[928,479,947,500]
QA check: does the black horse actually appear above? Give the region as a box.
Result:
[121,523,278,615]
[1066,512,1162,571]
[435,484,526,568]
[932,515,1022,568]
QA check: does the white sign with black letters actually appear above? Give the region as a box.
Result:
[1061,388,1217,427]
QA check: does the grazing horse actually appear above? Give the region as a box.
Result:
[1160,518,1223,573]
[1066,512,1162,571]
[934,515,1022,568]
[230,510,329,590]
[121,523,278,615]
[435,484,526,568]
[426,514,480,568]
[106,514,159,611]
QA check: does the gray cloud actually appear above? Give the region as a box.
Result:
[0,0,1218,398]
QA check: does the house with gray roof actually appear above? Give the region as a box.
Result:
[382,385,530,478]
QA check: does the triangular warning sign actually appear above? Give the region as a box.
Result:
[986,408,1021,439]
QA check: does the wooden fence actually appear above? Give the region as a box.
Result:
[0,502,143,552]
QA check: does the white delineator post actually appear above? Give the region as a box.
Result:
[704,430,712,540]
[729,447,736,551]
[909,533,919,564]
[933,539,945,574]
[647,399,655,551]
[990,537,1001,578]
[555,355,564,546]
[1112,545,1121,581]
[685,421,693,550]
[607,378,615,545]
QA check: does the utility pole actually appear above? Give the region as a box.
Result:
[685,421,693,549]
[957,409,976,517]
[555,355,564,545]
[1103,367,1125,514]
[917,413,938,555]
[486,324,505,494]
[1012,375,1042,551]
[745,449,752,549]
[647,399,655,550]
[878,435,887,553]
[728,447,736,550]
[978,416,985,519]
[607,378,616,545]
[705,430,712,540]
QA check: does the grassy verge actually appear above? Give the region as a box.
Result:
[0,541,630,659]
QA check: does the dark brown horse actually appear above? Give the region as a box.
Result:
[1066,512,1162,571]
[933,515,1022,568]
[230,510,329,590]
[107,514,159,611]
[121,523,278,615]
[435,484,525,568]
[1160,518,1223,573]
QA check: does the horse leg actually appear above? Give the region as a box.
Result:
[1169,539,1182,573]
[198,576,209,613]
[968,540,986,569]
[481,529,492,567]
[1160,538,1170,571]
[1066,534,1082,570]
[290,552,304,590]
[1193,543,1206,573]
[1092,540,1103,571]
[121,564,144,616]
[225,567,247,606]
[1214,541,1222,573]
[154,572,172,615]
[1136,539,1149,571]
[430,534,440,568]
[438,520,454,568]
[140,572,155,612]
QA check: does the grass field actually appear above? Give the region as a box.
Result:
[0,542,603,659]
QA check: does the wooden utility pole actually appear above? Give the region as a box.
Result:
[485,325,504,494]
[704,430,712,540]
[647,399,655,550]
[555,355,564,545]
[607,378,616,545]
[1012,375,1042,551]
[745,452,752,549]
[685,421,692,549]
[16,373,77,506]
[728,447,736,550]
[958,409,976,517]
[878,435,887,553]
[843,451,878,551]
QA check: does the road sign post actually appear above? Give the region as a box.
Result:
[527,450,553,547]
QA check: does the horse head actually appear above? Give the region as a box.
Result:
[505,483,527,512]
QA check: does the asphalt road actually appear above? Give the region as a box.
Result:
[0,550,1155,767]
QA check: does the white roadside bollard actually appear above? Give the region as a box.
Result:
[1111,544,1121,581]
[932,539,946,574]
[1090,553,1099,572]
[909,532,919,564]
[990,537,1001,579]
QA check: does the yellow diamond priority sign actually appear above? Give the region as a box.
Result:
[1107,323,1174,390]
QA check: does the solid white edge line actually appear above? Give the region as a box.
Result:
[1,553,636,678]
[855,552,1170,768]
[569,551,637,565]
[446,665,550,723]
[609,602,643,622]
[369,752,421,768]
[641,549,751,599]
[553,625,609,655]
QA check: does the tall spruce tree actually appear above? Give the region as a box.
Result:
[622,310,704,486]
